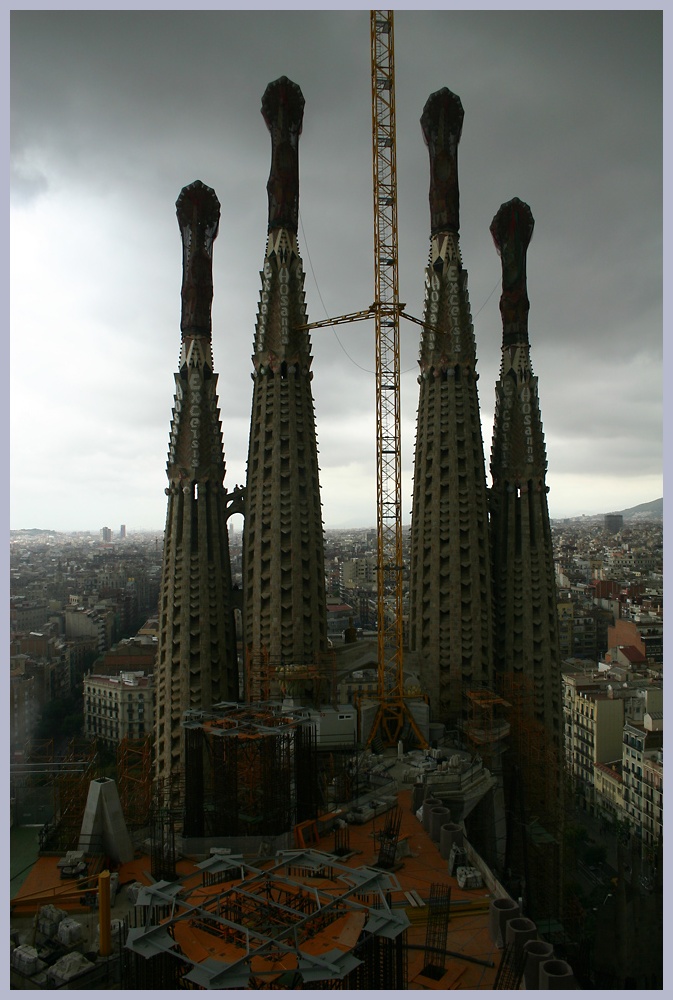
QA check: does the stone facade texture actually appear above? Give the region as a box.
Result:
[155,181,238,793]
[242,79,327,669]
[409,88,494,724]
[488,199,561,743]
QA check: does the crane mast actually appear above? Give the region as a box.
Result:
[371,10,403,714]
[300,12,427,747]
[370,10,404,712]
[369,11,425,746]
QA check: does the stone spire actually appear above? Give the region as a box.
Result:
[262,75,304,233]
[488,198,560,740]
[421,86,463,236]
[154,180,239,799]
[408,88,494,726]
[242,80,327,675]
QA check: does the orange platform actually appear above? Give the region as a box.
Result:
[11,788,500,988]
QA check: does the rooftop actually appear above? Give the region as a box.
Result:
[11,777,510,988]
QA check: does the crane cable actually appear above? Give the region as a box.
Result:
[299,211,500,374]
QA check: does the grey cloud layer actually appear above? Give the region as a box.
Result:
[10,11,662,529]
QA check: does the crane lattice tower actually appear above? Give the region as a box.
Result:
[242,78,328,668]
[408,88,494,726]
[155,180,239,796]
[488,198,561,746]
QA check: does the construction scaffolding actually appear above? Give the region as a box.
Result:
[422,882,452,980]
[493,939,527,990]
[150,807,178,883]
[24,737,56,764]
[116,735,153,829]
[315,743,365,813]
[464,688,511,771]
[245,647,272,703]
[497,672,565,928]
[375,803,403,869]
[245,647,337,707]
[123,849,410,989]
[11,739,58,827]
[26,738,100,854]
[180,703,321,841]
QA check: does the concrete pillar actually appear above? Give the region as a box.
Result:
[505,916,537,968]
[522,939,554,990]
[422,796,441,831]
[429,805,451,842]
[538,958,576,989]
[488,896,519,948]
[439,821,463,859]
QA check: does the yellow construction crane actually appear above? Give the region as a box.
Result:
[367,10,425,747]
[371,8,401,720]
[300,11,426,748]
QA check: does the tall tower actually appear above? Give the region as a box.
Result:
[155,180,238,794]
[488,198,560,742]
[242,78,327,670]
[408,88,494,726]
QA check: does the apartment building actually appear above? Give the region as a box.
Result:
[10,668,38,750]
[563,670,664,860]
[608,614,663,663]
[563,673,626,795]
[65,606,114,652]
[558,601,573,658]
[622,717,663,842]
[557,598,611,661]
[341,556,377,593]
[83,670,154,746]
[641,745,664,854]
[326,603,355,639]
[593,760,624,826]
[10,600,50,633]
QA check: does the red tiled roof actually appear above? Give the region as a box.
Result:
[618,645,646,663]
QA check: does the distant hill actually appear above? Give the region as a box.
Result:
[10,528,58,535]
[610,498,663,520]
[553,498,663,524]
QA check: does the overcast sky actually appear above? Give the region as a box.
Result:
[10,9,662,533]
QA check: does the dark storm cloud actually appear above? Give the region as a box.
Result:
[10,10,662,529]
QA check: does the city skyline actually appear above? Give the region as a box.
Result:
[10,10,662,532]
[8,495,665,538]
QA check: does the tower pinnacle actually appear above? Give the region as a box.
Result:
[490,197,534,345]
[176,180,220,339]
[489,199,546,485]
[421,87,464,236]
[262,77,305,233]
